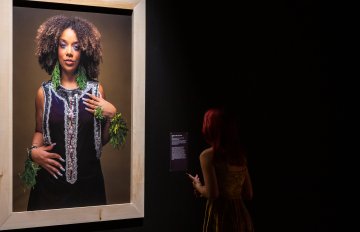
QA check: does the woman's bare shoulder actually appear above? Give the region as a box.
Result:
[200,147,214,162]
[98,83,107,98]
[35,86,45,100]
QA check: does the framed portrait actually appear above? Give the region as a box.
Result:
[0,0,145,230]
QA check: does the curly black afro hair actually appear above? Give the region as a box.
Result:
[35,15,102,80]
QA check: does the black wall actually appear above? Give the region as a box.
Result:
[13,0,341,231]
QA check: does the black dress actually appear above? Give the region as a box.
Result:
[28,81,106,210]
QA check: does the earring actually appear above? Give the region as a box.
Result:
[51,61,61,90]
[76,66,87,90]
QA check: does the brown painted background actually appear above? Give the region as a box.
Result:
[12,6,132,211]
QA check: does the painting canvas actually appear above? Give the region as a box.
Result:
[0,0,145,230]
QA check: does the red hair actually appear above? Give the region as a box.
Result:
[202,108,225,152]
[202,108,245,165]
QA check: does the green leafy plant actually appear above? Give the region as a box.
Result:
[109,112,129,149]
[94,106,105,120]
[51,61,61,90]
[76,66,87,90]
[19,157,41,190]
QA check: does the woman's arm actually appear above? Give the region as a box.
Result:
[199,149,219,199]
[83,84,117,145]
[98,84,117,145]
[29,87,65,179]
[188,148,219,199]
[32,87,45,147]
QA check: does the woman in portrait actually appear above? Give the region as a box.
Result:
[20,15,127,210]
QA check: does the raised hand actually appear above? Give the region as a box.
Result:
[187,173,202,197]
[187,173,201,186]
[83,92,116,119]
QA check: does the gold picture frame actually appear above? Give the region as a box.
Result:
[0,0,145,230]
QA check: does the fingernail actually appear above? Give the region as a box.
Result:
[53,174,58,179]
[57,171,63,176]
[60,157,65,162]
[60,167,65,171]
[52,143,56,146]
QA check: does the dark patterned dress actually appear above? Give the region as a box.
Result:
[27,80,106,210]
[203,161,254,232]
